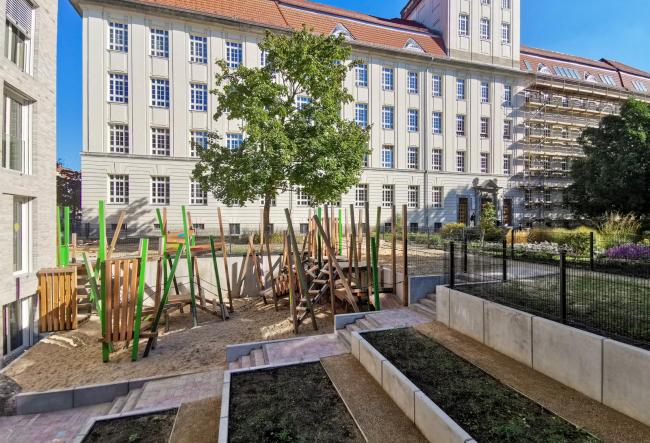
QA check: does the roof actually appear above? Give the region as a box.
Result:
[122,0,446,57]
[601,59,650,80]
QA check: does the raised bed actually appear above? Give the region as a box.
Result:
[227,362,365,443]
[363,328,599,442]
[82,409,177,443]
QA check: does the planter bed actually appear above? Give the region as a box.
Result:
[82,409,177,443]
[364,328,599,442]
[228,362,364,443]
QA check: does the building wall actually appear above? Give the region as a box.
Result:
[79,2,528,234]
[0,0,58,361]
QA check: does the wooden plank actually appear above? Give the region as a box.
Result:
[120,260,129,342]
[194,256,206,308]
[62,273,69,330]
[72,268,78,329]
[392,205,397,294]
[285,231,298,334]
[112,260,121,340]
[217,207,233,312]
[38,274,46,332]
[52,273,59,331]
[402,205,409,307]
[325,207,336,321]
[128,259,138,341]
[60,273,67,329]
[107,211,126,259]
[104,259,112,344]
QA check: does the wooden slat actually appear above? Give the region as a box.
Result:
[194,256,206,308]
[60,273,66,329]
[72,268,78,329]
[120,260,129,342]
[52,273,59,331]
[62,273,69,330]
[127,259,138,341]
[38,274,46,332]
[112,261,120,340]
[104,259,113,344]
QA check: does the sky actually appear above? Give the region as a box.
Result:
[56,0,650,170]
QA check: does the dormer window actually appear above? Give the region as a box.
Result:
[404,38,424,53]
[584,72,598,83]
[538,63,552,75]
[331,23,354,41]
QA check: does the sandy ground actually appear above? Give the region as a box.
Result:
[3,298,331,392]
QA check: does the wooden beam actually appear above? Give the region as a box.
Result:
[217,208,233,312]
[402,205,409,307]
[391,205,397,294]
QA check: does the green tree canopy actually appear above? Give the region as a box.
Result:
[192,27,370,229]
[567,99,650,217]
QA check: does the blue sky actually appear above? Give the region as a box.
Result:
[56,0,650,170]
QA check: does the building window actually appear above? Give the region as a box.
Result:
[408,186,419,209]
[296,188,313,207]
[503,120,513,140]
[108,73,128,103]
[381,106,394,129]
[432,74,442,97]
[382,67,394,90]
[456,151,466,172]
[108,174,129,204]
[501,23,511,44]
[456,79,465,100]
[432,149,443,171]
[432,187,443,208]
[355,63,368,87]
[151,78,170,107]
[151,176,170,205]
[600,74,616,87]
[150,29,169,57]
[3,94,27,173]
[481,82,489,103]
[12,196,29,273]
[109,124,129,153]
[632,81,648,92]
[407,109,419,132]
[407,71,419,93]
[363,153,370,167]
[190,131,208,157]
[458,14,469,37]
[295,96,311,110]
[229,224,241,236]
[504,85,512,106]
[108,22,128,52]
[225,41,243,68]
[502,0,511,9]
[190,83,208,111]
[407,146,419,169]
[456,114,466,136]
[481,153,490,173]
[190,180,207,205]
[480,117,489,138]
[355,103,368,127]
[189,35,208,64]
[260,50,268,67]
[226,133,243,150]
[151,127,171,156]
[355,184,368,207]
[382,185,394,208]
[381,145,394,169]
[432,112,442,134]
[503,154,511,175]
[480,18,490,40]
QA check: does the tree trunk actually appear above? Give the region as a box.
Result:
[263,194,272,238]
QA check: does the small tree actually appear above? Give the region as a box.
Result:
[480,202,498,245]
[193,27,370,231]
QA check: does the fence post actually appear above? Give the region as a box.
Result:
[449,241,455,289]
[502,239,507,282]
[462,237,468,273]
[510,229,515,259]
[589,232,594,271]
[559,249,567,324]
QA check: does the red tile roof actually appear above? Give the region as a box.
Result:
[601,59,650,80]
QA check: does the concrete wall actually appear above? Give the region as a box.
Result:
[435,285,650,427]
[0,0,58,361]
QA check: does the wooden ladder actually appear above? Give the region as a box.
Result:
[297,263,335,322]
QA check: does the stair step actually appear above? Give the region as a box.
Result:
[240,355,251,369]
[337,328,352,347]
[345,323,361,333]
[356,318,373,330]
[419,298,437,311]
[411,303,436,319]
[365,315,382,328]
[228,361,240,370]
[121,388,143,413]
[308,290,321,295]
[425,293,436,301]
[108,395,127,415]
[251,348,265,367]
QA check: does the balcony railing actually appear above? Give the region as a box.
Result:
[2,134,25,173]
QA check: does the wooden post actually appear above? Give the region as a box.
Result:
[131,238,148,361]
[55,206,61,267]
[402,205,409,307]
[349,204,360,286]
[391,205,397,294]
[364,203,371,296]
[217,208,233,312]
[324,206,336,321]
[98,200,109,363]
[371,237,380,311]
[285,231,298,333]
[181,206,198,327]
[265,231,277,308]
[209,236,226,319]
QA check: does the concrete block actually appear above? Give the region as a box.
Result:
[483,302,533,367]
[409,275,446,305]
[602,339,650,427]
[218,417,229,443]
[16,388,73,415]
[436,286,450,326]
[358,338,386,385]
[350,331,361,360]
[73,381,128,408]
[449,290,485,343]
[532,317,603,402]
[414,391,475,443]
[334,312,368,330]
[381,360,419,421]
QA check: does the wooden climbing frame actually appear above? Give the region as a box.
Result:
[37,267,78,332]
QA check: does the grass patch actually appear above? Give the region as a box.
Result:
[365,328,599,443]
[228,362,364,443]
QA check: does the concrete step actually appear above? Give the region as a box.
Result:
[228,361,240,370]
[337,328,352,348]
[240,355,251,369]
[425,293,436,301]
[345,323,361,333]
[108,395,127,415]
[419,298,437,313]
[364,315,382,329]
[409,303,436,319]
[356,318,374,330]
[121,388,143,413]
[250,348,266,367]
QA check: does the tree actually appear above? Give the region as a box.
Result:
[479,202,498,244]
[192,27,370,232]
[567,99,650,218]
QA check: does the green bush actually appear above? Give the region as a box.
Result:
[598,212,641,249]
[528,228,593,255]
[441,223,466,240]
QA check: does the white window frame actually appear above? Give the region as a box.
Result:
[226,133,243,150]
[407,109,419,132]
[456,79,466,100]
[108,73,128,103]
[407,146,419,170]
[382,67,394,91]
[189,35,208,64]
[408,185,420,209]
[503,154,511,175]
[432,149,443,171]
[109,124,129,153]
[150,28,169,58]
[480,117,489,138]
[355,184,368,208]
[458,14,469,37]
[456,151,466,172]
[432,74,442,97]
[432,187,443,208]
[355,103,368,127]
[480,153,490,174]
[503,120,513,140]
[151,127,171,156]
[150,78,170,108]
[12,196,31,274]
[504,85,512,107]
[190,131,208,157]
[296,188,313,207]
[108,174,129,205]
[456,114,466,136]
[381,145,394,169]
[151,176,170,205]
[190,179,207,205]
[355,63,368,87]
[382,185,394,208]
[108,22,128,52]
[381,106,394,130]
[190,83,208,112]
[225,41,243,68]
[481,82,490,103]
[407,71,419,94]
[480,18,491,40]
[432,112,442,134]
[501,23,511,44]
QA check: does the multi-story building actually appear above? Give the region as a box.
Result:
[72,0,650,235]
[1,0,58,362]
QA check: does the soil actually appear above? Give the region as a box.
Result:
[0,374,21,415]
[4,297,331,392]
[82,409,177,443]
[228,362,365,443]
[364,328,599,443]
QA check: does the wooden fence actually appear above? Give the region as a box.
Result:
[37,267,78,332]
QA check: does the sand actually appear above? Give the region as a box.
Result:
[3,298,331,392]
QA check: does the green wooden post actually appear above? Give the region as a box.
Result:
[182,206,198,327]
[98,200,109,363]
[375,206,381,246]
[210,236,225,308]
[338,208,343,256]
[131,238,149,361]
[371,237,381,311]
[82,253,99,303]
[56,206,61,267]
[61,206,71,265]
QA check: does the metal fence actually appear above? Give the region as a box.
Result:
[447,235,650,350]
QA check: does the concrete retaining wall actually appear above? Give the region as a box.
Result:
[434,285,650,427]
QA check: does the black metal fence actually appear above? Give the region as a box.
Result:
[447,236,650,350]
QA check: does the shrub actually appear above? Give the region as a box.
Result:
[598,212,641,249]
[604,244,650,261]
[441,223,466,240]
[528,228,592,255]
